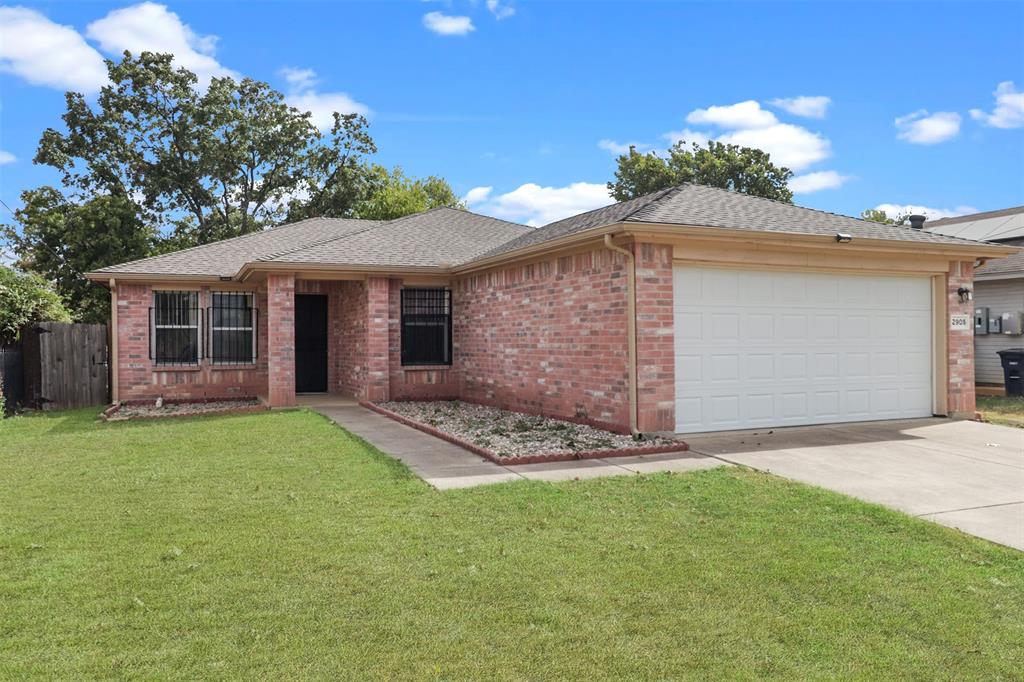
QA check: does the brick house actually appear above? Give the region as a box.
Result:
[87,184,1015,434]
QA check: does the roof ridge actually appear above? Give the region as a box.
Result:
[257,219,393,262]
[93,216,370,273]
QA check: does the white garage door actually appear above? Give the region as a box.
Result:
[673,266,933,434]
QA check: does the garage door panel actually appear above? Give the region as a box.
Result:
[674,266,933,433]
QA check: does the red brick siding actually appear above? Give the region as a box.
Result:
[947,260,976,416]
[267,273,296,406]
[334,280,368,397]
[633,243,676,432]
[389,279,461,400]
[364,277,390,401]
[453,248,631,432]
[116,283,268,402]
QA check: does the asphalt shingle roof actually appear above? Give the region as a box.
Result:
[92,184,1006,279]
[479,183,994,259]
[976,248,1024,278]
[263,207,530,268]
[92,217,382,277]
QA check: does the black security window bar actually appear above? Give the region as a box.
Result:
[401,288,452,366]
[151,291,200,366]
[209,292,257,364]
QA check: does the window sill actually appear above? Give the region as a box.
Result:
[400,364,453,371]
[209,363,258,371]
[152,364,201,372]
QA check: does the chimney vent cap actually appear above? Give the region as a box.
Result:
[908,214,927,229]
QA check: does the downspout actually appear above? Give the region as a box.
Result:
[603,235,639,437]
[109,278,119,405]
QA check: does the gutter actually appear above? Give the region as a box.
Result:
[602,234,639,437]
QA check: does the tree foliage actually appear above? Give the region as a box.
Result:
[2,187,153,322]
[352,166,463,221]
[860,208,908,225]
[608,140,794,203]
[36,52,377,246]
[0,265,73,343]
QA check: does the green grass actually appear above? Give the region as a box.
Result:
[1,409,1022,680]
[978,395,1024,428]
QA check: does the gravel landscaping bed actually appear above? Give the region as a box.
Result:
[375,400,677,458]
[106,398,264,420]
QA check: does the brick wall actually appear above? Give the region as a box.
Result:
[116,283,268,402]
[947,260,976,416]
[267,273,296,407]
[633,243,675,432]
[388,279,461,401]
[453,248,631,432]
[334,280,368,397]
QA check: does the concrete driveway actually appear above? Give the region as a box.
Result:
[685,418,1024,551]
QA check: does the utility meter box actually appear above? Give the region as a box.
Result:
[989,313,1003,334]
[975,307,989,335]
[1002,311,1024,335]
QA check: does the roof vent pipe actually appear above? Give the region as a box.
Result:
[908,214,926,230]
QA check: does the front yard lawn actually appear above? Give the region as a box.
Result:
[978,394,1024,428]
[2,409,1022,679]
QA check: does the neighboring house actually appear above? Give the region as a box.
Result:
[87,184,1015,434]
[926,206,1024,390]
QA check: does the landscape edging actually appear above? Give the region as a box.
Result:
[360,401,688,465]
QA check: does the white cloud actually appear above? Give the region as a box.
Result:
[86,2,238,85]
[278,67,370,130]
[970,81,1024,129]
[423,12,475,36]
[717,123,831,171]
[873,203,978,221]
[468,182,613,227]
[769,96,831,119]
[486,0,516,19]
[789,170,851,194]
[686,100,777,129]
[463,186,492,204]
[0,149,16,165]
[0,6,107,92]
[895,110,961,144]
[597,139,652,155]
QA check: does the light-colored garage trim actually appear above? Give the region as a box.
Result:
[932,275,949,415]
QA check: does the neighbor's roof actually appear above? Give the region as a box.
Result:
[925,205,1024,243]
[976,248,1024,279]
[89,208,530,278]
[480,183,994,259]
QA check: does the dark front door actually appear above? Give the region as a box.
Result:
[295,294,328,393]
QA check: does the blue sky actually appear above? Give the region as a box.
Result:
[1,0,1022,229]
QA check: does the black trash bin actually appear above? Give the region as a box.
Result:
[997,349,1024,396]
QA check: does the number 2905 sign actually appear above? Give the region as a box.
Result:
[950,314,971,331]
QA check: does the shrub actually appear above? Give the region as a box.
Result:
[0,266,73,343]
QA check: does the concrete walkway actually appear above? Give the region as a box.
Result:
[684,418,1024,551]
[301,395,724,489]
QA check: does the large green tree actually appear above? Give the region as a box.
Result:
[0,265,72,343]
[36,51,377,246]
[608,140,794,203]
[351,165,463,221]
[2,188,153,322]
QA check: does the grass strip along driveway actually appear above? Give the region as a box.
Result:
[1,409,1022,679]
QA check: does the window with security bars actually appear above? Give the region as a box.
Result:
[208,292,257,364]
[151,291,200,365]
[400,288,452,366]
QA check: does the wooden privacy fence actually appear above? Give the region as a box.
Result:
[0,344,24,412]
[22,322,109,410]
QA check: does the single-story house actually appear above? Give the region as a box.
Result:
[925,205,1024,391]
[87,184,1016,434]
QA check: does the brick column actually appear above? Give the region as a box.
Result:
[947,260,975,417]
[633,242,676,432]
[365,276,390,402]
[267,273,296,407]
